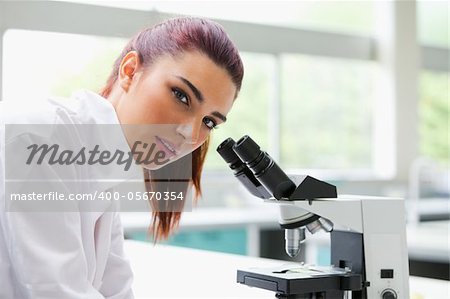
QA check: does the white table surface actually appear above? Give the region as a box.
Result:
[124,240,449,299]
[121,207,280,233]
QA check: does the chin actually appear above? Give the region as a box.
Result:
[141,160,171,170]
[141,153,189,170]
[142,164,164,171]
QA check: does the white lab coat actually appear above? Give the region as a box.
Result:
[0,90,136,298]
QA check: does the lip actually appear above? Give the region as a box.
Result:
[155,136,179,158]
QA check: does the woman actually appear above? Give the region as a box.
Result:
[0,17,243,298]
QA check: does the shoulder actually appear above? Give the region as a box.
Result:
[0,89,118,126]
[0,97,58,126]
[48,89,119,125]
[0,89,119,141]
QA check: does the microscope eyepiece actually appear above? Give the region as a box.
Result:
[234,135,261,164]
[217,138,271,199]
[216,138,234,161]
[233,135,296,200]
[217,138,245,171]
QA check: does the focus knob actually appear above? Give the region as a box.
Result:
[381,289,397,299]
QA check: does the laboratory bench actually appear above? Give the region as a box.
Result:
[123,239,449,299]
[121,206,449,280]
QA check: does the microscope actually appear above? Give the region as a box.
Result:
[217,136,409,299]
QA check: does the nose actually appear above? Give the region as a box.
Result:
[176,119,201,145]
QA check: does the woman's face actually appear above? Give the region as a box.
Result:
[110,50,237,169]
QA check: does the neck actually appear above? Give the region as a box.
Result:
[105,83,123,111]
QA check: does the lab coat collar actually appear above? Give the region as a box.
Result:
[68,89,144,201]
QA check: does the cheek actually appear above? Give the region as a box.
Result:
[195,129,211,148]
[180,128,210,155]
[125,88,183,124]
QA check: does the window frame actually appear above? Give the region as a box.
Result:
[0,0,448,182]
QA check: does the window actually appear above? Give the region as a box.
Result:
[417,0,449,48]
[280,55,375,170]
[67,0,375,35]
[205,53,274,170]
[419,71,449,165]
[417,0,449,166]
[2,29,125,101]
[3,1,439,210]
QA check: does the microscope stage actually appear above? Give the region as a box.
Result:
[237,264,362,295]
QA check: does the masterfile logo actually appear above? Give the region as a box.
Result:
[25,141,170,171]
[4,124,193,212]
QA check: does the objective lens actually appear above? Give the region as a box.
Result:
[306,217,334,234]
[285,227,305,258]
[233,135,296,200]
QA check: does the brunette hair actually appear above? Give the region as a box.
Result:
[99,17,243,241]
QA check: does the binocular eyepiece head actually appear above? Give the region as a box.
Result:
[217,135,296,200]
[217,137,271,199]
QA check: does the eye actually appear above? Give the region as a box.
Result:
[172,88,189,105]
[203,117,218,130]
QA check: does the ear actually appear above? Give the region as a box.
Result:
[119,50,141,92]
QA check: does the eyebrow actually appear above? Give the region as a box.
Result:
[176,76,204,103]
[175,75,228,123]
[212,111,227,122]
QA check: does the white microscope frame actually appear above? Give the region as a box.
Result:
[272,195,410,299]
